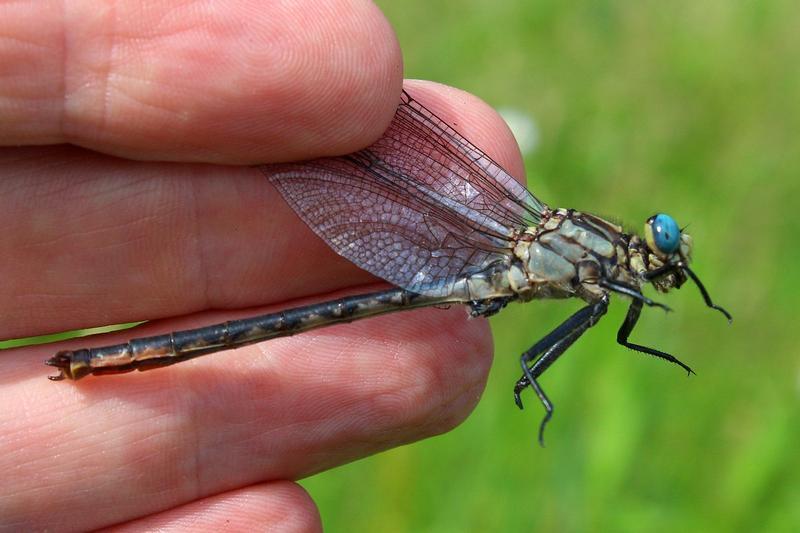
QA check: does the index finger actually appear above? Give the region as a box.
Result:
[0,0,402,163]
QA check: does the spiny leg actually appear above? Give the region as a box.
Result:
[682,265,733,322]
[617,299,694,375]
[644,263,732,322]
[514,295,609,446]
[514,296,610,402]
[599,278,671,312]
[517,328,587,446]
[513,318,593,408]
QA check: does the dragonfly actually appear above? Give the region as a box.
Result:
[46,89,731,444]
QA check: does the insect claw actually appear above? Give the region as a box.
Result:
[514,393,525,410]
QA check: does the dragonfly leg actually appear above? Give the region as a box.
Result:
[681,265,733,322]
[513,295,609,446]
[644,264,732,322]
[598,278,671,312]
[642,263,675,281]
[617,299,694,375]
[469,296,514,318]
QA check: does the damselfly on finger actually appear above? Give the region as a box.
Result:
[46,89,731,445]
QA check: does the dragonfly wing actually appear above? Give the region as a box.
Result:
[262,90,548,297]
[372,90,546,228]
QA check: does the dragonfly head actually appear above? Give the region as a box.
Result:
[644,213,692,264]
[643,213,732,322]
[641,213,691,292]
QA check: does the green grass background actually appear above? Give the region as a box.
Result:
[301,1,800,531]
[3,1,797,531]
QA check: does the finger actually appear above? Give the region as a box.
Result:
[2,298,492,530]
[108,482,320,533]
[1,80,526,339]
[0,156,362,339]
[0,0,402,163]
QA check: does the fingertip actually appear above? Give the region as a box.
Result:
[226,0,404,163]
[273,0,405,159]
[3,0,403,164]
[267,304,494,445]
[402,80,527,184]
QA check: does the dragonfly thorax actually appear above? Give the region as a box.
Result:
[506,209,625,303]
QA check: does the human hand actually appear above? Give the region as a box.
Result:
[0,1,525,530]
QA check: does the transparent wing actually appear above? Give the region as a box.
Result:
[261,90,548,296]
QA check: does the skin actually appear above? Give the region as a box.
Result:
[0,1,527,530]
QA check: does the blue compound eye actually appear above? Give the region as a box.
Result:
[648,213,681,254]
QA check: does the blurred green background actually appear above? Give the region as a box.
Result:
[301,1,800,531]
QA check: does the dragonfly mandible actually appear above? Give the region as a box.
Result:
[46,89,731,445]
